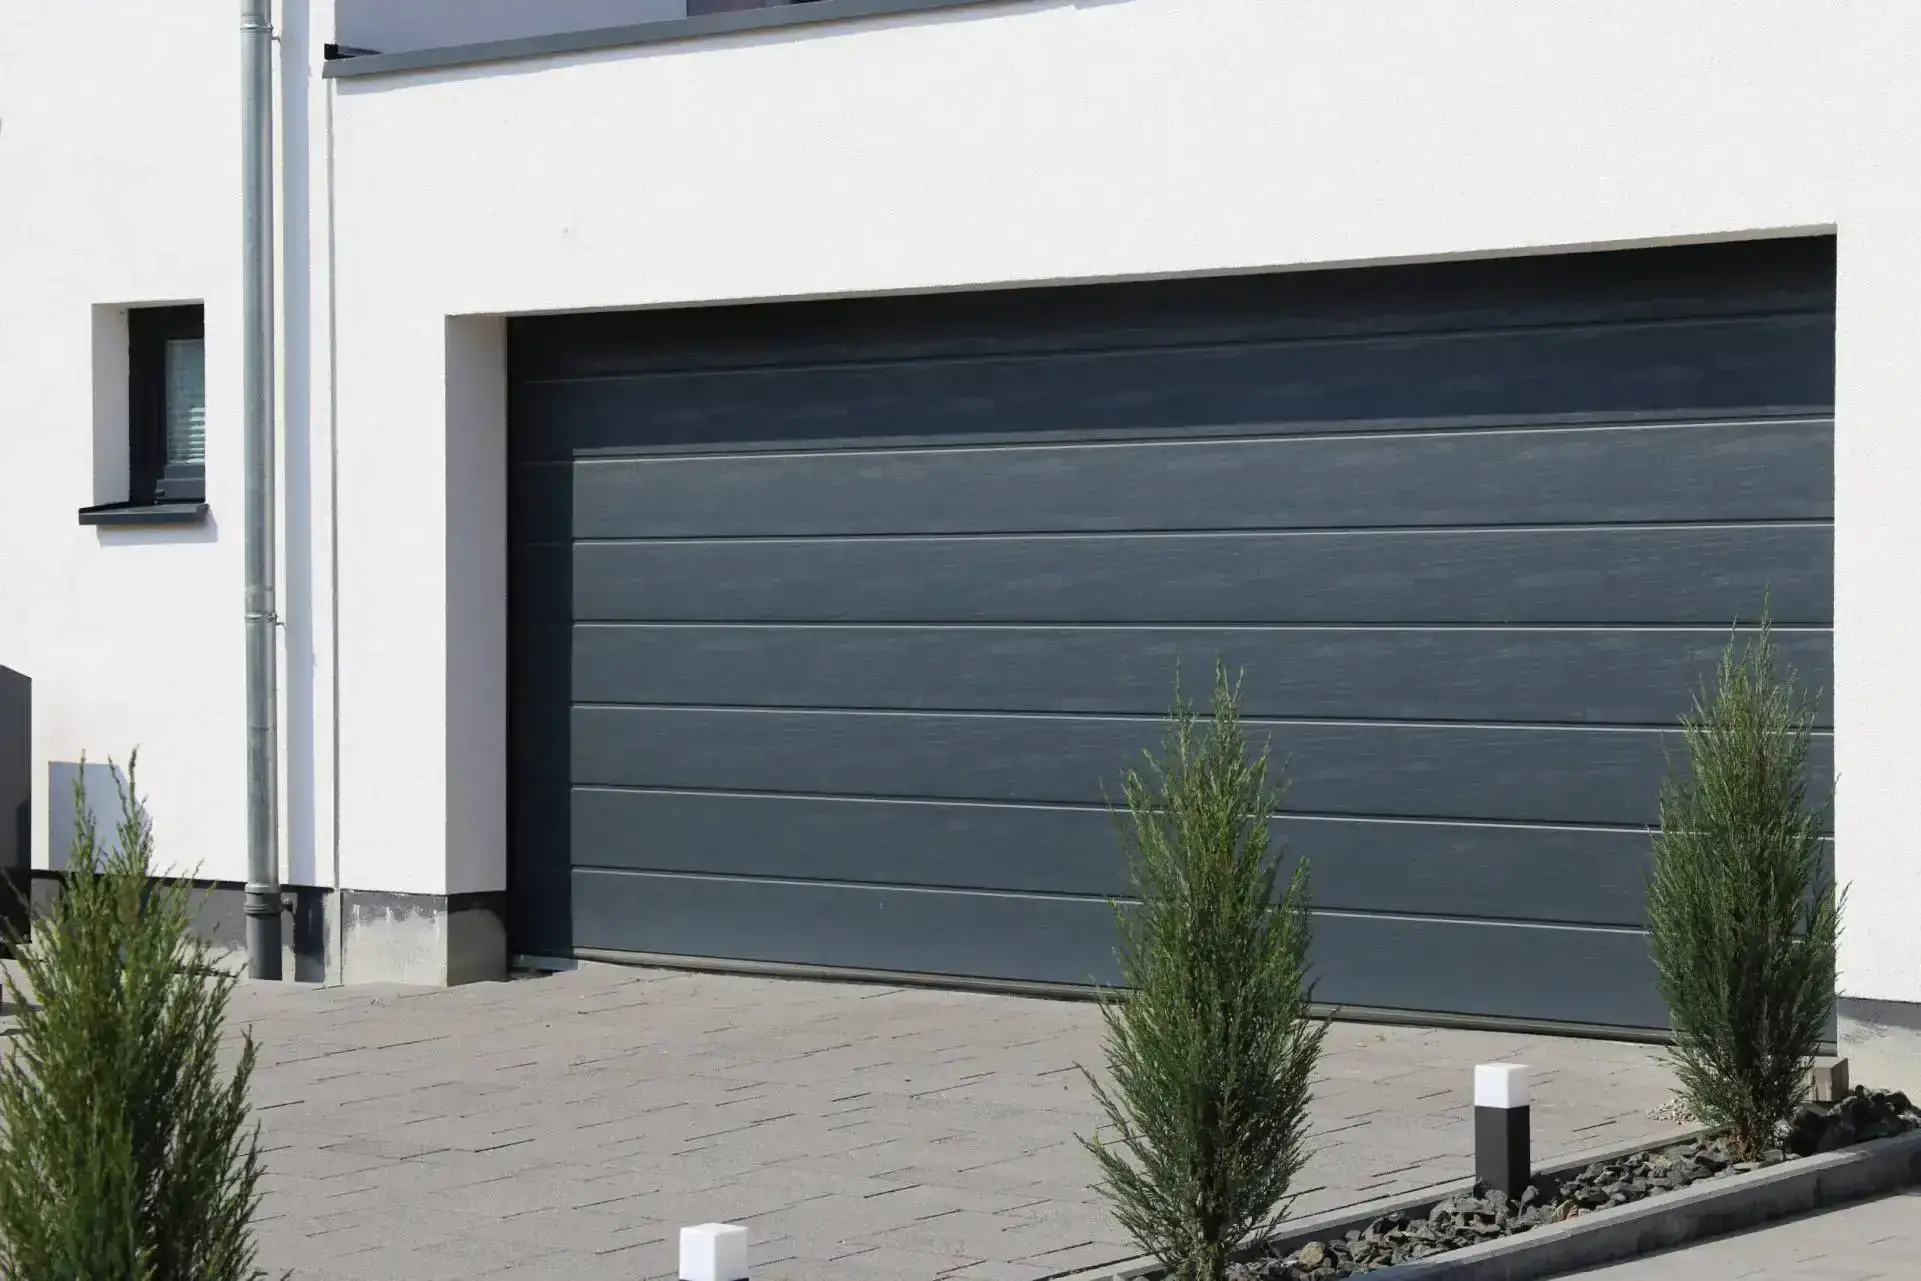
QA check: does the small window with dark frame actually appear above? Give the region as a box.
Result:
[129,305,206,505]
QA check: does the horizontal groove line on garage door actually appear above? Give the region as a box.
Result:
[513,309,1835,384]
[541,518,1833,549]
[562,701,1798,735]
[555,713,1836,824]
[561,621,1835,634]
[535,527,1830,628]
[531,622,1835,725]
[531,413,1838,465]
[562,781,1817,835]
[545,619,1837,630]
[569,866,1650,934]
[512,411,1835,464]
[557,782,1685,835]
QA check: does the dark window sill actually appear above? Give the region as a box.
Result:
[321,0,996,80]
[77,501,210,528]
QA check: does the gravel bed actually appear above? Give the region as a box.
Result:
[1226,1087,1920,1279]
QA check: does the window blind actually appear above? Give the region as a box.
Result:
[164,337,206,465]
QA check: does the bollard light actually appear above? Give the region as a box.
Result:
[1474,1062,1531,1198]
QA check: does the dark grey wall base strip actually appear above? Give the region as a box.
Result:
[24,874,508,987]
[323,0,1003,80]
[27,872,332,982]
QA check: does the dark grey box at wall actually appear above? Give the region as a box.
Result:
[0,666,29,956]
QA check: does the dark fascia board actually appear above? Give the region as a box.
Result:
[322,0,1002,80]
[76,500,209,528]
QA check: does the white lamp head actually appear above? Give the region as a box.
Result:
[1475,1063,1530,1110]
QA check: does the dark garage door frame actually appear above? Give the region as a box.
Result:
[506,237,1836,1036]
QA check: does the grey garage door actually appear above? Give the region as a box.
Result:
[508,238,1835,1032]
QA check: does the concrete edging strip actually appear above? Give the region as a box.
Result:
[1390,1129,1921,1280]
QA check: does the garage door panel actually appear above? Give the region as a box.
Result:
[1316,914,1664,1029]
[569,787,1659,926]
[571,869,1664,1028]
[569,869,1117,983]
[571,526,1832,626]
[561,623,1835,726]
[561,418,1832,540]
[568,706,1832,825]
[510,238,1832,381]
[510,314,1832,461]
[510,240,1837,1028]
[570,787,1117,897]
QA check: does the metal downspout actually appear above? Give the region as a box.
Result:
[242,0,283,979]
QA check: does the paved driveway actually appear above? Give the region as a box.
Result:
[217,963,1688,1280]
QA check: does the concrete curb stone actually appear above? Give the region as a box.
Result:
[1389,1128,1921,1280]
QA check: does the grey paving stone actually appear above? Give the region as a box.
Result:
[970,1214,1138,1263]
[945,1262,1064,1281]
[761,1243,989,1281]
[867,1161,1069,1202]
[336,1240,579,1281]
[458,1203,675,1255]
[743,1184,1008,1248]
[418,1168,657,1218]
[283,1208,484,1260]
[588,1141,767,1188]
[263,1144,402,1181]
[472,1246,662,1281]
[851,1208,1061,1260]
[1012,1239,1145,1274]
[330,1149,555,1195]
[583,1177,826,1228]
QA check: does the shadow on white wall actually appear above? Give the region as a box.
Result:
[45,760,129,872]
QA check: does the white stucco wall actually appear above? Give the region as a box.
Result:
[325,0,1919,1003]
[0,0,247,879]
[0,0,340,900]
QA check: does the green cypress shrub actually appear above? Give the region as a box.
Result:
[1082,666,1326,1281]
[0,753,273,1280]
[1648,621,1842,1161]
